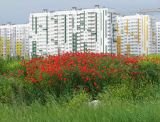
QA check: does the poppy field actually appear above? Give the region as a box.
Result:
[0,53,160,121]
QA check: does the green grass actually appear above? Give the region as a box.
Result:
[148,54,160,58]
[0,100,160,122]
[0,58,21,74]
[0,56,160,122]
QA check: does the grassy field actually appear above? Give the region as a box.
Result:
[0,99,160,122]
[0,54,160,122]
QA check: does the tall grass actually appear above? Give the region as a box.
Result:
[0,74,160,122]
[0,54,160,122]
[0,57,21,74]
[0,99,160,122]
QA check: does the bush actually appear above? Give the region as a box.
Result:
[19,52,141,98]
[139,62,160,84]
[0,76,14,104]
[0,58,6,74]
[0,57,21,75]
[1,53,160,104]
[0,76,49,105]
[67,91,90,109]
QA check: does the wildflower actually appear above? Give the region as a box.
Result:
[84,77,90,83]
[93,82,97,87]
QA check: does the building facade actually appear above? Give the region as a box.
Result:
[29,6,118,57]
[116,14,157,56]
[156,22,160,54]
[0,24,29,58]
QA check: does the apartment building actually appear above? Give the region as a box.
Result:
[0,24,29,58]
[156,22,160,53]
[29,6,118,57]
[116,14,157,56]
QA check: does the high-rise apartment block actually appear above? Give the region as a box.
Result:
[0,6,159,58]
[29,6,118,57]
[0,24,29,58]
[156,22,160,53]
[116,14,157,56]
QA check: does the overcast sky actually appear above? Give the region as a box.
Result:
[0,0,160,24]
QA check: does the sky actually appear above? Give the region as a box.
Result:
[0,0,160,24]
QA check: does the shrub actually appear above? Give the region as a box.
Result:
[0,76,14,104]
[0,58,6,74]
[1,53,160,103]
[67,91,90,109]
[18,52,141,98]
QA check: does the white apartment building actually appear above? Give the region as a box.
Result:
[156,22,160,53]
[116,14,157,56]
[0,24,29,58]
[29,6,118,57]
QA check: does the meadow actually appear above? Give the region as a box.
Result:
[0,53,160,122]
